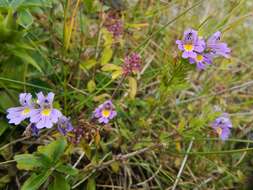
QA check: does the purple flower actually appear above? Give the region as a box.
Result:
[123,53,142,75]
[189,53,212,70]
[30,92,62,129]
[106,20,124,38]
[93,100,117,124]
[6,93,35,125]
[31,123,39,136]
[212,113,232,141]
[176,28,205,59]
[207,31,231,58]
[57,116,73,136]
[104,11,124,38]
[23,123,39,137]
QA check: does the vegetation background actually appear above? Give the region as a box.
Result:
[0,0,253,189]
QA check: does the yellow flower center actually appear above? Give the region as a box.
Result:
[22,108,30,115]
[41,109,51,116]
[102,109,111,118]
[183,44,194,52]
[216,127,223,136]
[196,54,204,62]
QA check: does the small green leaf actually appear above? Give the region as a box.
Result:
[18,10,33,28]
[87,80,96,93]
[80,59,97,71]
[110,161,120,173]
[101,28,113,47]
[128,77,137,99]
[0,175,11,188]
[101,47,113,65]
[101,64,122,71]
[14,154,43,170]
[50,173,70,190]
[112,70,123,79]
[21,170,52,190]
[87,177,96,190]
[56,164,78,176]
[37,138,67,162]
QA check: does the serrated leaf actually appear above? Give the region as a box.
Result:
[101,47,113,65]
[128,77,137,99]
[87,80,96,93]
[56,164,78,176]
[37,138,67,163]
[21,170,52,190]
[14,154,43,170]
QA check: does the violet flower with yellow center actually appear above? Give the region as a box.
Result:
[30,92,62,129]
[6,93,35,125]
[189,53,212,70]
[211,113,232,141]
[93,100,117,124]
[176,28,205,59]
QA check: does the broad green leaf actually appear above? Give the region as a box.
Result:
[21,170,52,190]
[50,173,70,190]
[18,10,33,28]
[101,64,122,71]
[87,80,96,93]
[128,77,137,99]
[87,177,96,190]
[101,47,113,65]
[56,164,78,176]
[37,138,67,162]
[14,154,43,170]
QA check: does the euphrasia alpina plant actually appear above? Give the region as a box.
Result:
[176,28,230,70]
[6,92,73,136]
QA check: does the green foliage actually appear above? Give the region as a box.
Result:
[0,0,253,189]
[14,138,77,190]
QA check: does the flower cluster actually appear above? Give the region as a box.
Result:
[104,11,124,38]
[211,113,232,141]
[176,28,230,70]
[6,92,118,137]
[6,92,73,136]
[123,53,142,75]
